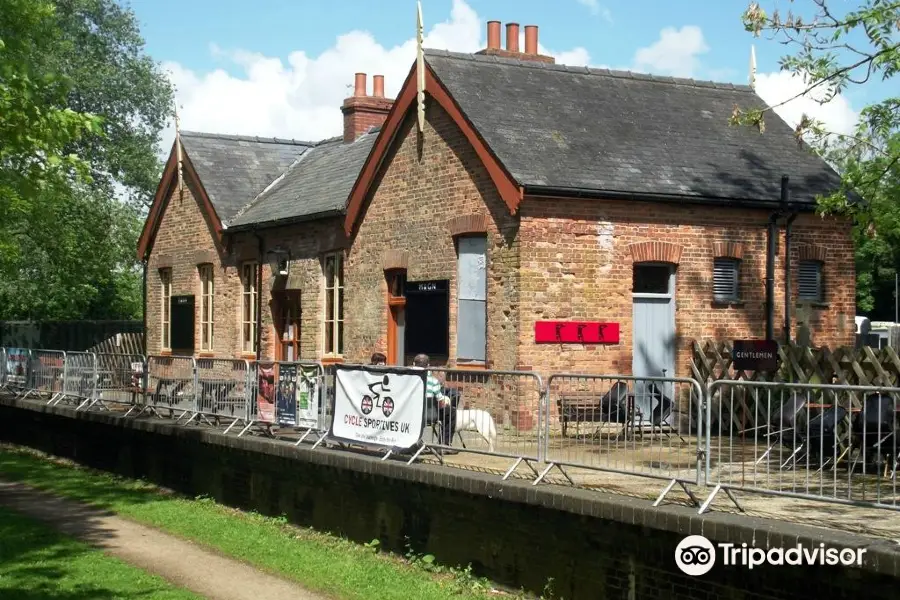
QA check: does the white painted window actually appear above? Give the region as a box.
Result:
[160,268,172,351]
[241,262,258,354]
[323,252,344,355]
[199,264,214,352]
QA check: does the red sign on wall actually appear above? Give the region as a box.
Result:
[534,321,620,344]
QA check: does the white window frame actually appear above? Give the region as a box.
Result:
[199,264,214,352]
[712,257,740,303]
[241,262,258,354]
[160,268,172,351]
[798,260,824,303]
[322,251,344,356]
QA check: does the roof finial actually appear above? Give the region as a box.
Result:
[174,96,184,195]
[749,44,757,90]
[416,1,425,133]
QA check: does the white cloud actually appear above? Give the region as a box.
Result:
[631,25,709,78]
[754,70,858,138]
[159,0,591,157]
[576,0,613,23]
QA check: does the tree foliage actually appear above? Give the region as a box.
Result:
[0,0,172,320]
[735,1,900,316]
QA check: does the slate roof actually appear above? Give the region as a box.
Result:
[229,130,379,229]
[424,50,842,207]
[179,131,312,223]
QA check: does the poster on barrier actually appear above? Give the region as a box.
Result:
[257,366,276,424]
[276,364,297,427]
[297,366,319,428]
[6,348,28,387]
[330,365,426,450]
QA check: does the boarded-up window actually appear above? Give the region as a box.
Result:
[457,236,487,362]
[713,258,739,302]
[798,260,823,302]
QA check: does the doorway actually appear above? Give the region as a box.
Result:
[632,263,676,422]
[275,291,301,361]
[386,270,406,365]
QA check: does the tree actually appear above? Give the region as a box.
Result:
[734,1,899,316]
[0,0,172,321]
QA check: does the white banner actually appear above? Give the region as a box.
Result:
[330,366,426,449]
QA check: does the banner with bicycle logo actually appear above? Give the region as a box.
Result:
[330,365,426,450]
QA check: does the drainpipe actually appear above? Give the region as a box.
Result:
[782,176,798,345]
[766,213,778,342]
[254,231,264,361]
[141,259,148,354]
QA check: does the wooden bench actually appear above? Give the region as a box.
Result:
[557,382,636,438]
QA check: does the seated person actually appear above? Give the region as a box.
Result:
[412,353,457,452]
[370,352,387,366]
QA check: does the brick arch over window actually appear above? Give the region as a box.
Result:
[798,244,827,262]
[382,249,409,272]
[629,241,683,265]
[712,242,744,260]
[447,214,489,237]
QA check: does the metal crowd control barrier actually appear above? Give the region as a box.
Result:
[56,351,97,408]
[195,358,250,429]
[18,349,65,403]
[0,348,7,389]
[91,353,147,411]
[3,348,30,395]
[239,361,327,440]
[144,355,197,420]
[404,367,545,480]
[544,374,704,506]
[703,379,900,514]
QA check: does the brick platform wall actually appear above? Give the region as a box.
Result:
[343,103,520,370]
[518,199,856,380]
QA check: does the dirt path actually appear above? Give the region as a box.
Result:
[0,480,328,600]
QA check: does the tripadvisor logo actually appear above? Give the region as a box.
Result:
[675,535,866,576]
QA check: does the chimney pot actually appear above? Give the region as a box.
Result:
[373,75,384,98]
[524,25,538,54]
[505,23,520,52]
[487,20,501,50]
[354,72,367,97]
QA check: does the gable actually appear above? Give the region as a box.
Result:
[343,62,521,237]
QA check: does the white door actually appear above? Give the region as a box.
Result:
[632,263,676,425]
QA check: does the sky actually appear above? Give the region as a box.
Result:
[126,0,872,156]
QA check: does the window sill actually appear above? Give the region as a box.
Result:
[454,361,490,370]
[239,353,257,360]
[797,301,829,310]
[320,356,345,365]
[159,350,172,356]
[712,299,745,308]
[197,352,215,358]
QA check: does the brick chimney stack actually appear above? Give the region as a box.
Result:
[341,72,393,143]
[475,21,555,64]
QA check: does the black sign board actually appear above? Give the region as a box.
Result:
[732,340,779,372]
[170,295,195,353]
[404,279,449,357]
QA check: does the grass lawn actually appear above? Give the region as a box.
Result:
[0,445,529,600]
[0,504,200,600]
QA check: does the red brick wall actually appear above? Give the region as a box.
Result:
[343,103,520,370]
[145,179,242,357]
[518,198,856,380]
[228,218,345,362]
[341,97,392,143]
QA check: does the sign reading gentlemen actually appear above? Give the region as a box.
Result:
[732,339,779,372]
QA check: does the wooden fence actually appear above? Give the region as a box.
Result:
[0,320,143,353]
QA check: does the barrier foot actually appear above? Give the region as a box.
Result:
[237,422,254,437]
[124,405,140,418]
[531,462,574,486]
[223,419,243,435]
[295,429,321,446]
[698,484,743,515]
[181,412,198,426]
[406,443,429,465]
[75,398,92,411]
[653,479,699,508]
[311,434,328,450]
[381,449,393,461]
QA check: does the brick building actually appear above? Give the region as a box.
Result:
[138,21,854,380]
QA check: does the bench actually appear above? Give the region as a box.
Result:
[557,381,637,438]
